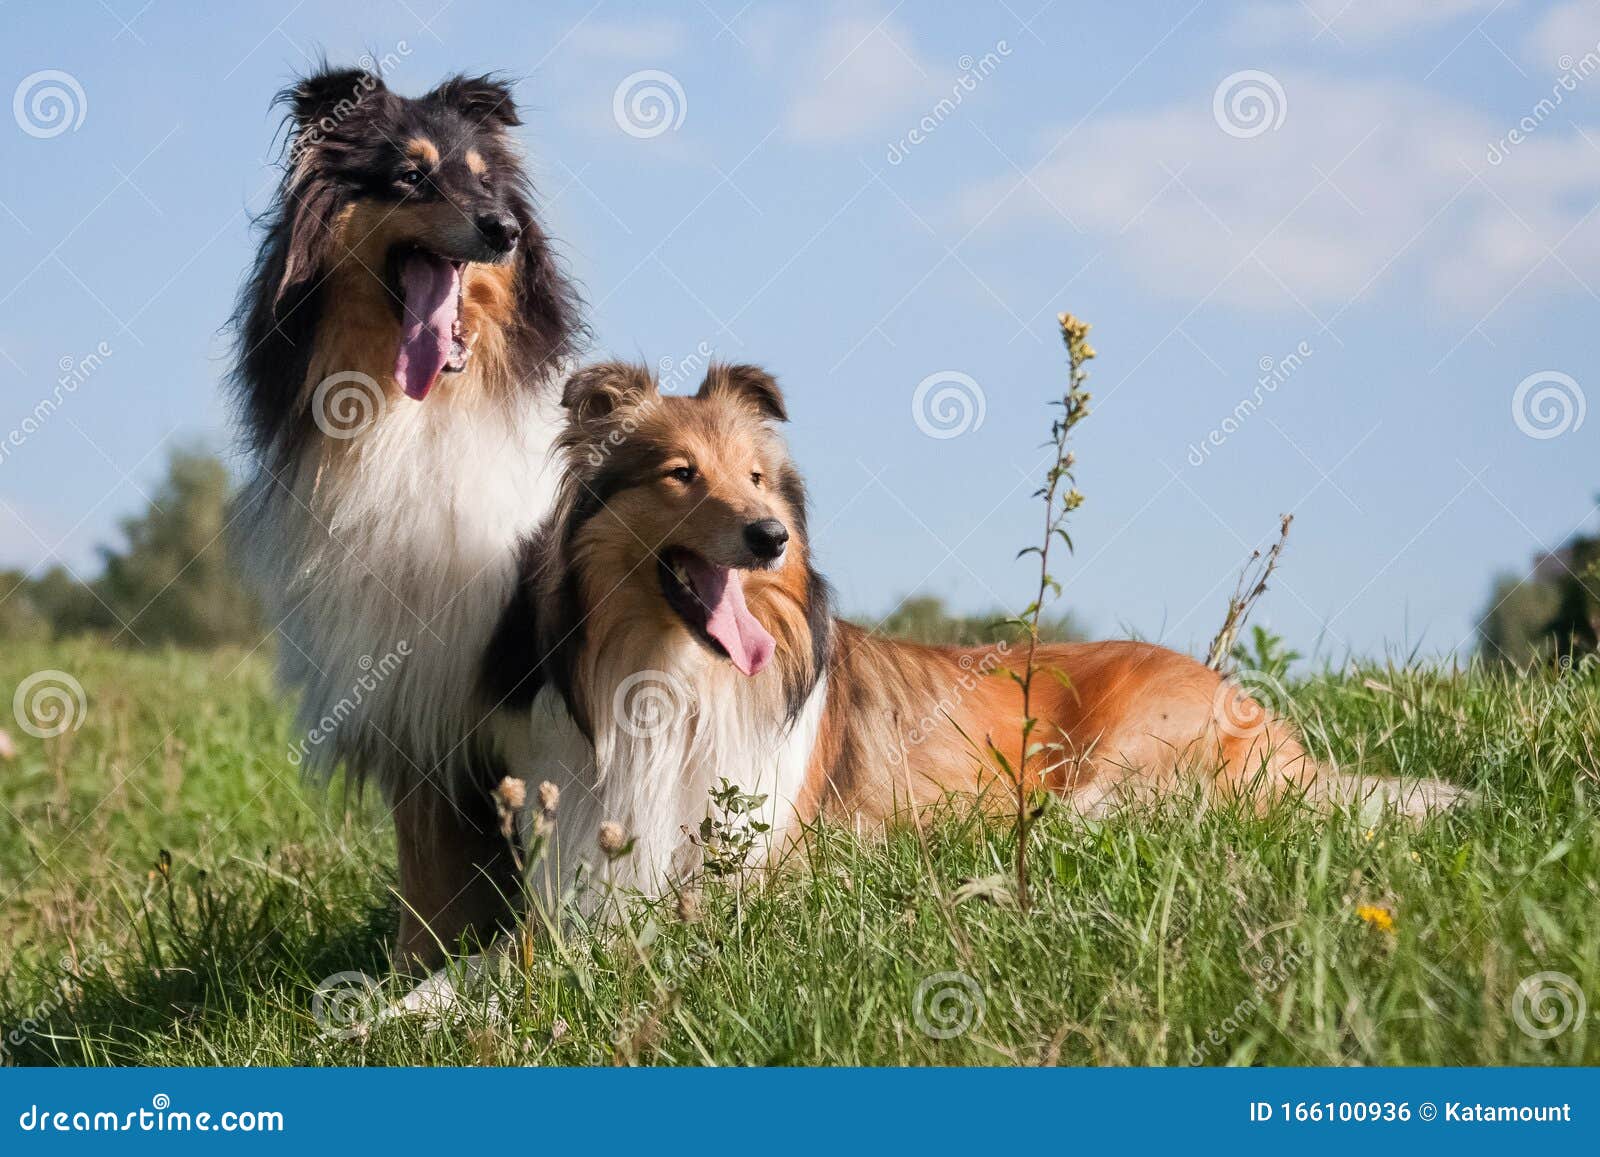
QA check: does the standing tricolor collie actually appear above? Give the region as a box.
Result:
[230,66,582,967]
[486,363,1465,904]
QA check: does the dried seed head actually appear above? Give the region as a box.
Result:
[537,781,560,816]
[675,889,701,923]
[492,777,527,841]
[597,821,627,857]
[494,776,527,812]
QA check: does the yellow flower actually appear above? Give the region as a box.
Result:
[1057,313,1095,362]
[1356,903,1396,934]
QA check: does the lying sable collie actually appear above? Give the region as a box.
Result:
[485,363,1465,903]
[230,66,582,967]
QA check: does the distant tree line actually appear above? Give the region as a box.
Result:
[862,594,1083,647]
[1478,510,1599,666]
[1,449,263,648]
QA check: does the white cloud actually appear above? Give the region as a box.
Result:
[550,18,700,162]
[786,13,937,143]
[1229,0,1506,44]
[565,18,687,61]
[1522,0,1600,69]
[960,71,1600,315]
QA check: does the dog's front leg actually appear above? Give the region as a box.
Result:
[392,779,522,973]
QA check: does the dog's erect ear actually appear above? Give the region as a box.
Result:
[562,362,658,428]
[429,74,521,127]
[285,66,385,130]
[699,364,788,422]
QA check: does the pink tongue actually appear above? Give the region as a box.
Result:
[394,253,461,400]
[686,560,775,677]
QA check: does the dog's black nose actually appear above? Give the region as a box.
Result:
[475,210,521,254]
[744,518,789,561]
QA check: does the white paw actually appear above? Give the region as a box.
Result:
[370,953,504,1032]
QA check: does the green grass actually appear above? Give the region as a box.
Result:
[2,640,1597,1065]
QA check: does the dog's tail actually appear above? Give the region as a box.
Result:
[1297,769,1473,820]
[1217,708,1470,821]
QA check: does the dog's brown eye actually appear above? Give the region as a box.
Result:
[400,169,425,187]
[669,466,697,484]
[750,471,763,487]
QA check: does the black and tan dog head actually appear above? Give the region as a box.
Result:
[553,361,828,682]
[233,66,581,453]
[280,69,530,297]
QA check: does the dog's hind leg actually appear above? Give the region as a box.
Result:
[393,779,522,973]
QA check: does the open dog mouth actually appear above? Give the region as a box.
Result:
[389,245,475,401]
[658,546,776,677]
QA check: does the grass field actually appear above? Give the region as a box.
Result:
[1,639,1597,1066]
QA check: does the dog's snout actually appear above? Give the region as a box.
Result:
[744,518,789,561]
[475,210,520,254]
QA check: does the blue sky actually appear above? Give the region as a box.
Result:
[1,0,1596,663]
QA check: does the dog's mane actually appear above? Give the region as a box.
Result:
[227,65,584,467]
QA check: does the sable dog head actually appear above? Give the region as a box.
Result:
[233,65,580,455]
[551,362,829,688]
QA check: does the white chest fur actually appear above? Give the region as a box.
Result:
[494,668,827,907]
[240,383,568,786]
